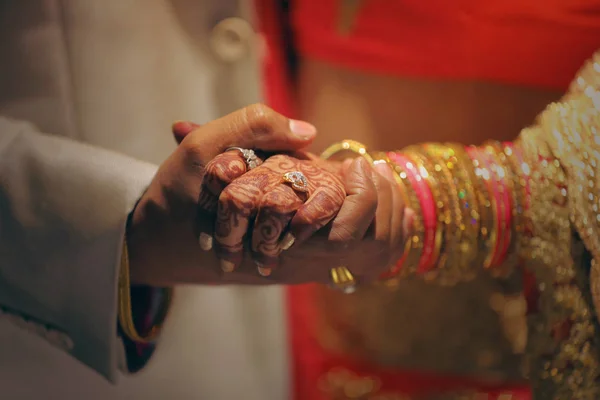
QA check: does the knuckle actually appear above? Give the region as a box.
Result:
[204,156,225,179]
[179,141,207,174]
[242,103,276,138]
[268,154,289,163]
[219,184,257,216]
[348,179,378,214]
[293,209,316,229]
[329,224,358,244]
[218,186,239,208]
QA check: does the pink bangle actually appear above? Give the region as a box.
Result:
[389,152,438,274]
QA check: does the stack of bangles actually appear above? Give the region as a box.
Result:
[117,138,533,338]
[321,139,531,287]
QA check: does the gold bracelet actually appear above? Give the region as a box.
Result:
[403,148,445,279]
[445,144,483,273]
[481,143,510,274]
[467,145,497,269]
[371,151,420,277]
[320,140,375,164]
[421,145,462,270]
[118,237,172,344]
[487,141,519,277]
[443,144,481,270]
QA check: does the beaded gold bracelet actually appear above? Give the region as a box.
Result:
[421,144,463,278]
[403,147,446,279]
[118,237,172,344]
[446,144,482,272]
[467,146,498,269]
[481,144,511,272]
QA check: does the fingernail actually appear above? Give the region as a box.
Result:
[257,264,272,277]
[172,120,194,134]
[289,119,317,140]
[373,160,395,182]
[402,208,415,239]
[356,156,368,169]
[220,260,235,273]
[342,158,354,170]
[199,233,213,251]
[280,233,295,250]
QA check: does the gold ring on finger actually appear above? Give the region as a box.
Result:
[330,266,357,294]
[282,171,309,193]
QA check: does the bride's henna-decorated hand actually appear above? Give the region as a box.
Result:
[173,118,412,285]
[206,154,346,275]
[199,152,411,282]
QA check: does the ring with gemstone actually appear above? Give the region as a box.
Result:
[282,171,309,193]
[225,147,261,170]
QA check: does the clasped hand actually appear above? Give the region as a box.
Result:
[127,105,411,287]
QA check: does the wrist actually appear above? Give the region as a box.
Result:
[126,197,152,286]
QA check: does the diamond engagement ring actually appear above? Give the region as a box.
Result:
[226,147,261,170]
[282,171,309,193]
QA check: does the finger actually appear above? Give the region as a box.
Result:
[371,160,409,277]
[196,151,250,251]
[328,158,378,245]
[342,158,353,170]
[384,165,411,265]
[388,170,408,263]
[370,161,394,242]
[181,104,317,163]
[251,186,303,276]
[172,121,201,144]
[214,181,262,272]
[285,184,345,248]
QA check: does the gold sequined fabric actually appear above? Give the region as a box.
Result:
[520,52,600,399]
[314,274,527,381]
[314,51,600,400]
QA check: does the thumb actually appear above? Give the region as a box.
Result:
[181,104,317,162]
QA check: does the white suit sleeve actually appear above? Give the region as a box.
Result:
[0,116,158,380]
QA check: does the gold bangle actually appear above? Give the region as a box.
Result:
[371,151,420,277]
[320,140,375,164]
[403,148,444,278]
[481,144,509,272]
[441,144,481,270]
[467,146,498,269]
[487,141,519,277]
[422,144,471,281]
[118,237,172,344]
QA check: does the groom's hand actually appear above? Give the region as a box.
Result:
[126,104,317,286]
